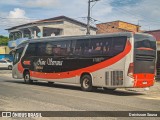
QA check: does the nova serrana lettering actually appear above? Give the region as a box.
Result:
[37,58,63,66]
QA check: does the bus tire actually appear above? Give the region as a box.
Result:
[103,87,116,91]
[24,71,33,84]
[80,75,93,92]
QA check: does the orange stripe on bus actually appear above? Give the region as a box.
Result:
[18,62,24,73]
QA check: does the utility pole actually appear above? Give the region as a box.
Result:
[86,0,100,35]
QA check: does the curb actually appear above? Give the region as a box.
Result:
[0,74,12,77]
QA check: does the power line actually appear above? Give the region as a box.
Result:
[112,6,160,24]
[87,0,100,35]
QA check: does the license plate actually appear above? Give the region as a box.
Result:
[143,81,147,84]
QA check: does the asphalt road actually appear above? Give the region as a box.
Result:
[0,70,160,120]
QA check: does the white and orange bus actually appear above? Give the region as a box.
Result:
[12,32,157,91]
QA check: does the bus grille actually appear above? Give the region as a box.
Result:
[135,54,155,61]
[111,71,123,86]
[105,72,109,85]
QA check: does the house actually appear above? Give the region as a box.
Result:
[96,20,140,34]
[145,30,160,50]
[0,46,13,60]
[6,16,97,48]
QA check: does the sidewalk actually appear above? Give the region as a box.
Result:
[0,69,12,74]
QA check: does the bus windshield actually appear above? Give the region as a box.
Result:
[13,47,24,65]
[134,34,156,50]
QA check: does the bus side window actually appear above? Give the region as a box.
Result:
[73,39,89,56]
[45,43,53,55]
[51,41,71,57]
[111,37,127,55]
[25,43,36,57]
[102,41,110,54]
[90,38,104,55]
[53,45,61,56]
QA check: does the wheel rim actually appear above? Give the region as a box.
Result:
[83,78,90,89]
[25,74,30,82]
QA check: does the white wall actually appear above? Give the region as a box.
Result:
[8,20,97,38]
[63,21,96,36]
[157,42,160,51]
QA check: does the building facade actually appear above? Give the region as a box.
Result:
[0,46,13,60]
[6,16,97,48]
[0,46,10,54]
[145,30,160,50]
[96,20,140,34]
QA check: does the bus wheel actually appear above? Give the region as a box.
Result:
[103,87,116,91]
[24,71,33,84]
[81,75,93,92]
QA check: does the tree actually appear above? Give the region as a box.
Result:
[0,35,9,46]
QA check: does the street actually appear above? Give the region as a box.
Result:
[0,70,160,120]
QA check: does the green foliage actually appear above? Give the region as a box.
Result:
[0,35,9,46]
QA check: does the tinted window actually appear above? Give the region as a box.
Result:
[111,37,127,56]
[25,43,36,56]
[37,42,46,56]
[37,41,71,57]
[86,37,126,56]
[13,47,24,65]
[72,39,89,56]
[52,41,71,56]
[134,34,156,50]
[89,37,112,56]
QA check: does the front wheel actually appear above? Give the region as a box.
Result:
[24,71,33,84]
[81,75,93,92]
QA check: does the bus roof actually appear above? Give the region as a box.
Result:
[29,32,133,43]
[28,32,155,43]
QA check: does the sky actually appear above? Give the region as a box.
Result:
[0,0,160,36]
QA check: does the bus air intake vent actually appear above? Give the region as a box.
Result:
[111,71,123,86]
[105,72,109,85]
[135,54,155,61]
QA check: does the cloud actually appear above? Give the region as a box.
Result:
[6,8,33,28]
[8,8,27,18]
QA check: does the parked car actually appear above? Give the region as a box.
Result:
[0,59,13,70]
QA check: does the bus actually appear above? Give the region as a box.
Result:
[12,32,157,91]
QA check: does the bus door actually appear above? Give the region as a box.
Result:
[12,47,24,79]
